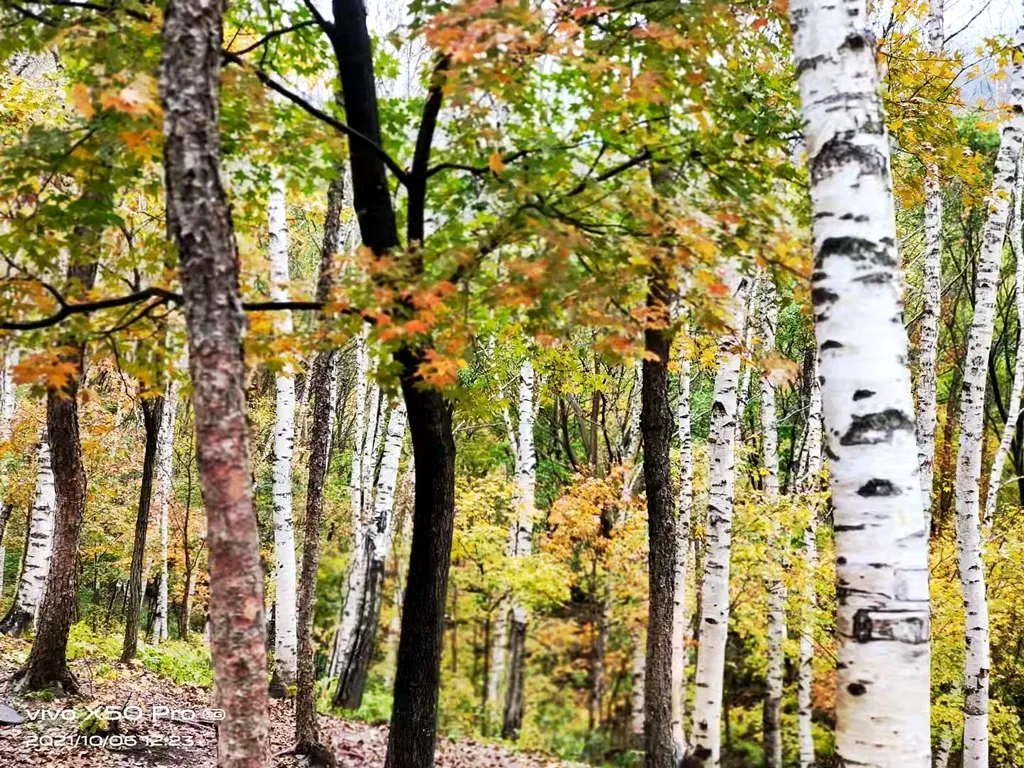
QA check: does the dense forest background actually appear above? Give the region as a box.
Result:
[0,0,1023,766]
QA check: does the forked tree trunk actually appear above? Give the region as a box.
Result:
[268,171,298,694]
[641,259,677,768]
[953,34,1024,768]
[0,435,55,636]
[336,399,407,709]
[15,256,96,694]
[161,0,270,761]
[916,0,945,527]
[502,358,536,741]
[122,395,165,661]
[671,329,693,753]
[984,170,1024,533]
[690,265,748,766]
[790,0,932,763]
[759,277,785,768]
[295,174,345,755]
[153,375,180,644]
[798,359,823,768]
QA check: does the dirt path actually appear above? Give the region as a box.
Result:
[0,638,574,768]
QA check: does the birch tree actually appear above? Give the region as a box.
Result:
[0,435,54,636]
[984,167,1024,534]
[953,39,1024,762]
[671,332,693,754]
[268,171,298,692]
[335,397,408,709]
[798,360,822,768]
[759,277,784,768]
[915,0,944,524]
[690,265,748,766]
[503,358,536,741]
[152,374,180,644]
[789,0,932,763]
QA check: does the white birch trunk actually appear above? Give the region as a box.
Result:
[916,0,944,525]
[759,277,785,768]
[631,629,646,740]
[691,265,749,766]
[0,346,16,443]
[798,362,823,768]
[269,173,298,687]
[13,436,55,627]
[487,359,536,718]
[350,325,369,532]
[790,0,932,762]
[984,166,1024,534]
[368,399,407,563]
[671,336,693,752]
[152,375,180,644]
[954,34,1024,768]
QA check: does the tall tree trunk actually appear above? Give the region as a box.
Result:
[14,254,96,692]
[502,358,536,741]
[759,277,785,768]
[0,435,55,636]
[953,38,1024,768]
[790,0,933,763]
[984,170,1024,533]
[641,259,677,768]
[671,331,693,753]
[336,399,407,708]
[331,328,371,681]
[798,360,823,768]
[153,375,180,644]
[268,171,298,695]
[161,0,270,761]
[328,0,456,761]
[691,265,748,766]
[295,175,345,756]
[916,0,945,526]
[122,395,165,661]
[385,353,456,768]
[1,345,17,442]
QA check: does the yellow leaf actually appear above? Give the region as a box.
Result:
[488,151,504,175]
[70,83,94,120]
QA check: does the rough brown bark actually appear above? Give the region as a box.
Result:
[14,258,96,694]
[640,260,677,768]
[296,175,345,756]
[161,0,269,763]
[122,395,164,661]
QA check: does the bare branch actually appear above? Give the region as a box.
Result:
[221,50,409,186]
[227,21,319,57]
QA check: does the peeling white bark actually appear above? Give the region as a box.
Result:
[984,166,1024,534]
[14,436,55,627]
[0,346,16,443]
[759,277,785,768]
[798,362,823,768]
[790,0,932,762]
[269,173,298,687]
[671,335,693,753]
[916,0,944,527]
[152,375,180,644]
[488,359,537,718]
[369,399,407,563]
[954,34,1024,768]
[691,265,748,766]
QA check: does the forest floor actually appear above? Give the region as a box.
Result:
[0,636,577,768]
